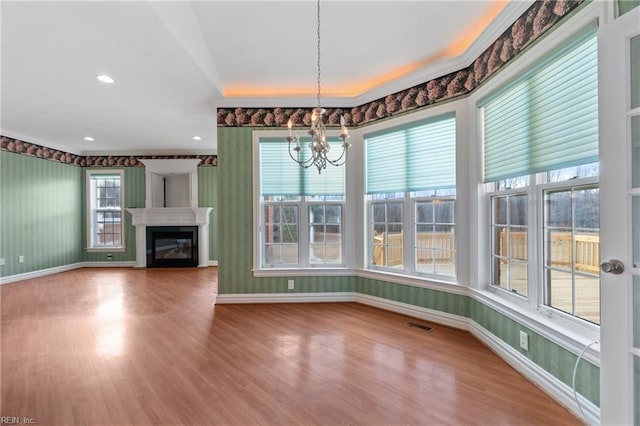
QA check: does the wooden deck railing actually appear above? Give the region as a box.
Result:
[499,230,600,273]
[373,232,454,267]
[373,231,600,273]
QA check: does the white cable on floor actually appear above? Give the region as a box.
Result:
[572,339,599,424]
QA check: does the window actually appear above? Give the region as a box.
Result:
[481,27,599,324]
[308,199,343,265]
[263,197,299,265]
[414,190,456,275]
[87,170,124,251]
[365,113,456,278]
[491,192,528,296]
[543,173,600,324]
[371,196,404,269]
[258,137,345,268]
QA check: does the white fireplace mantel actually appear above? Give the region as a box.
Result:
[127,207,213,268]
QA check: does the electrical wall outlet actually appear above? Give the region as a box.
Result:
[107,253,113,260]
[287,279,294,290]
[18,255,25,263]
[0,258,5,266]
[519,331,529,351]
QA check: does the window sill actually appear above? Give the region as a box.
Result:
[253,267,357,277]
[358,268,468,295]
[471,287,600,365]
[86,247,126,253]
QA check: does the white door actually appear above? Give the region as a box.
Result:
[599,6,640,425]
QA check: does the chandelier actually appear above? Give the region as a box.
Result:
[286,0,351,174]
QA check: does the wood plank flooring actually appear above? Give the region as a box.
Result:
[1,268,580,425]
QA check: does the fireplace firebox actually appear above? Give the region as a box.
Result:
[146,226,198,267]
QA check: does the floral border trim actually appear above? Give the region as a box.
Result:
[0,136,218,167]
[217,0,583,128]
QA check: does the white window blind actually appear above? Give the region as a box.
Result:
[259,137,345,196]
[365,113,456,194]
[481,27,598,182]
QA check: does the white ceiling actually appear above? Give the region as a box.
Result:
[1,1,531,156]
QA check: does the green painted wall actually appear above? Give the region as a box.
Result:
[356,277,470,317]
[81,167,146,262]
[217,127,354,294]
[619,0,640,15]
[470,299,600,406]
[198,166,218,260]
[0,151,83,277]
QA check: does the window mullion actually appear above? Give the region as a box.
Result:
[570,188,577,317]
[404,193,412,274]
[300,199,309,268]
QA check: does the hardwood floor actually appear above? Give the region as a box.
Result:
[1,268,580,425]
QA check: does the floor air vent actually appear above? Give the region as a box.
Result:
[405,321,433,332]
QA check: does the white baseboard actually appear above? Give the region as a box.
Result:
[355,293,470,330]
[82,261,137,268]
[0,261,225,284]
[0,262,84,285]
[216,292,356,304]
[469,320,600,425]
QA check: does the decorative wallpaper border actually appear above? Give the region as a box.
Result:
[0,136,218,167]
[217,0,584,128]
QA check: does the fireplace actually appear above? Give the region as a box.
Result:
[146,226,198,268]
[127,159,213,268]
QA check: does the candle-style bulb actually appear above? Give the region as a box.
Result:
[287,119,292,137]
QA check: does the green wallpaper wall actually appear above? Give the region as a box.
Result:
[198,166,218,260]
[0,151,83,277]
[356,277,469,317]
[217,127,355,294]
[470,299,600,406]
[619,0,640,15]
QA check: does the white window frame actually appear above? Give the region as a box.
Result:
[259,195,345,269]
[354,101,467,290]
[488,187,529,297]
[538,176,601,326]
[252,130,351,276]
[486,172,600,329]
[366,191,457,281]
[86,169,125,252]
[306,197,345,267]
[470,3,603,346]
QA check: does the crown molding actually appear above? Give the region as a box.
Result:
[214,1,535,109]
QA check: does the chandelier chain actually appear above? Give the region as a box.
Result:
[285,0,350,175]
[316,0,321,109]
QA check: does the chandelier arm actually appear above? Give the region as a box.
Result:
[325,146,349,166]
[288,139,315,167]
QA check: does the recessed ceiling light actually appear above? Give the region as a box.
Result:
[96,74,115,84]
[84,136,95,142]
[192,136,202,141]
